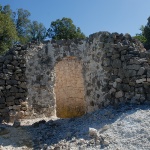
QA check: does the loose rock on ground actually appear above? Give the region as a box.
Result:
[0,104,150,150]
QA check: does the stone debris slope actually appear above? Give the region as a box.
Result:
[0,104,150,150]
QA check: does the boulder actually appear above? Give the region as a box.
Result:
[89,127,98,138]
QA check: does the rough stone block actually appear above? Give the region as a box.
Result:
[147,69,150,78]
[109,88,116,94]
[115,78,122,83]
[14,99,21,105]
[127,65,141,70]
[135,87,144,94]
[115,83,122,91]
[113,82,117,88]
[6,101,15,106]
[115,91,123,98]
[15,93,25,98]
[147,78,150,82]
[122,84,130,92]
[137,67,145,75]
[6,96,15,102]
[17,111,24,118]
[6,80,18,85]
[103,58,110,67]
[10,87,18,93]
[12,105,21,110]
[112,59,121,68]
[112,54,120,59]
[125,70,136,77]
[6,85,11,89]
[136,78,146,84]
[0,97,5,104]
[20,82,27,89]
[0,104,5,109]
[7,64,14,70]
[0,80,5,86]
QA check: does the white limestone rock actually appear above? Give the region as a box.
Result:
[89,128,98,138]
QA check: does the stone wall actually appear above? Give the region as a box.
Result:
[0,45,28,122]
[0,31,150,122]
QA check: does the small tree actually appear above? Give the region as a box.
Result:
[28,21,47,42]
[0,13,18,54]
[47,17,85,40]
[15,8,31,44]
[143,17,150,49]
[134,34,147,44]
[134,25,147,44]
[0,4,15,20]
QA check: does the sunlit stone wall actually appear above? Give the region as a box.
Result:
[0,31,149,122]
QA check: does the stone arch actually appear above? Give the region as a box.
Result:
[54,56,86,118]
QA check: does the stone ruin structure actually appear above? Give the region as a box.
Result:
[0,31,150,122]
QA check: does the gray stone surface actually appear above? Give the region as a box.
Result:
[137,67,145,75]
[0,31,150,121]
[115,91,124,98]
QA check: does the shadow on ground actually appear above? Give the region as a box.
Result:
[0,103,149,149]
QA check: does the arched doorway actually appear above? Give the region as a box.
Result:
[54,57,86,118]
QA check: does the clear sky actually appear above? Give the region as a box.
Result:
[1,0,150,37]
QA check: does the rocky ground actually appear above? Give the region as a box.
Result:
[0,104,150,150]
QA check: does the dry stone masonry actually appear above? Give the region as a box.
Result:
[0,45,28,121]
[0,31,150,122]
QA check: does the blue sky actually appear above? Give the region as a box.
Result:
[1,0,150,36]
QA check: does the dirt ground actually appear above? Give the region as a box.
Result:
[0,104,150,150]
